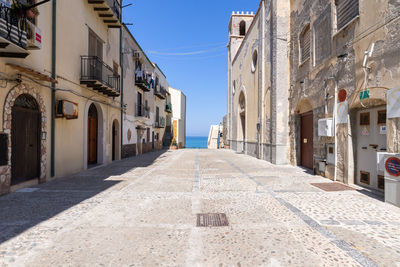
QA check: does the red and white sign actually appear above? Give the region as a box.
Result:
[385,157,400,177]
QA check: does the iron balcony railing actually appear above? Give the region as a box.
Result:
[135,72,151,91]
[154,85,167,99]
[0,4,28,49]
[155,116,166,128]
[165,103,172,113]
[135,104,150,118]
[80,56,120,95]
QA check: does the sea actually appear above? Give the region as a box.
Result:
[186,136,208,149]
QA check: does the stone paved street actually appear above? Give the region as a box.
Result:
[1,149,400,266]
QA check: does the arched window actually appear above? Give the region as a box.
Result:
[14,94,38,110]
[252,50,258,72]
[239,21,246,36]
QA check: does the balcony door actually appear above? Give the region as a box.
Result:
[88,30,103,80]
[137,92,142,116]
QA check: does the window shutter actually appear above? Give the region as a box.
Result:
[300,26,311,62]
[337,0,359,30]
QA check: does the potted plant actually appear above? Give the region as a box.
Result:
[170,138,178,150]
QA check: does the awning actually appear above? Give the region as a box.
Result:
[6,63,58,83]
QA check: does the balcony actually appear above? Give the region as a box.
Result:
[165,103,172,113]
[80,56,120,97]
[155,117,166,128]
[0,4,29,58]
[154,85,167,99]
[135,104,150,118]
[88,0,121,28]
[135,72,151,92]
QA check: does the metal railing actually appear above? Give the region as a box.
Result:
[155,116,166,128]
[165,103,172,113]
[135,104,150,118]
[154,85,167,98]
[0,4,27,48]
[135,72,151,91]
[80,56,120,93]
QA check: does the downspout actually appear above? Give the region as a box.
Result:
[325,77,338,181]
[269,0,274,163]
[50,0,56,177]
[119,3,123,159]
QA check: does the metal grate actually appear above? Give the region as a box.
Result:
[197,213,229,227]
[311,182,356,192]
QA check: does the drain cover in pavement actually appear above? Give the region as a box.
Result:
[311,182,356,192]
[197,213,229,227]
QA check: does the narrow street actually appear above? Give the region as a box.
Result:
[1,149,400,266]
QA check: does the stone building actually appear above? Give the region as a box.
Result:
[289,0,400,193]
[0,0,122,195]
[227,0,290,164]
[228,0,400,195]
[121,26,185,157]
[168,87,186,148]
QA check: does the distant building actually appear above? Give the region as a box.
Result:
[208,125,223,149]
[168,87,186,148]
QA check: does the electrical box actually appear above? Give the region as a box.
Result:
[318,118,334,137]
[318,161,326,172]
[326,144,335,165]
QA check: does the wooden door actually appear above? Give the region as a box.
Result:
[112,121,116,161]
[301,112,314,169]
[11,107,40,185]
[173,120,177,140]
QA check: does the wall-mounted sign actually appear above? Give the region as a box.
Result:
[360,90,370,100]
[385,157,400,177]
[338,89,347,102]
[387,87,400,119]
[361,126,369,136]
[380,126,387,135]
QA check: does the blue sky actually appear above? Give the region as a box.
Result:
[123,0,258,136]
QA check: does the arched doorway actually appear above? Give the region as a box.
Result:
[112,119,120,161]
[88,104,98,165]
[239,92,246,152]
[11,94,41,185]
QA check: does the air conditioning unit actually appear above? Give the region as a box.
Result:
[318,118,334,137]
[56,100,78,119]
[26,20,42,49]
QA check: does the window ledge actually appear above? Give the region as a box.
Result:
[333,16,360,38]
[299,57,310,67]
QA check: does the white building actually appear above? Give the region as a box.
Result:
[168,87,186,148]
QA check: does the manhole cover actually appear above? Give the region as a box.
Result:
[197,213,229,227]
[311,182,356,192]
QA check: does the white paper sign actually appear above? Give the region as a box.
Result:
[388,87,400,119]
[337,101,348,124]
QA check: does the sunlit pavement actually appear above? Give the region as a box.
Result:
[1,149,400,266]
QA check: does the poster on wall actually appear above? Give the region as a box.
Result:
[337,101,348,124]
[388,87,400,119]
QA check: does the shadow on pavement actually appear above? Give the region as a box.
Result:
[0,149,169,245]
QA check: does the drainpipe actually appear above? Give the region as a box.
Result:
[50,0,57,177]
[325,77,338,182]
[119,3,123,159]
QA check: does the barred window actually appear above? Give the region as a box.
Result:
[336,0,359,30]
[299,25,311,63]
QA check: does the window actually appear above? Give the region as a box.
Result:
[360,171,370,185]
[239,21,246,36]
[89,29,103,60]
[313,7,332,65]
[360,112,370,125]
[251,50,258,72]
[299,25,311,63]
[232,80,236,95]
[335,0,359,31]
[378,110,386,124]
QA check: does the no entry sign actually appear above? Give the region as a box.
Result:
[385,157,400,177]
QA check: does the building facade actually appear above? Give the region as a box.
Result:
[227,0,290,164]
[228,0,400,195]
[168,87,186,148]
[0,0,122,195]
[0,0,186,196]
